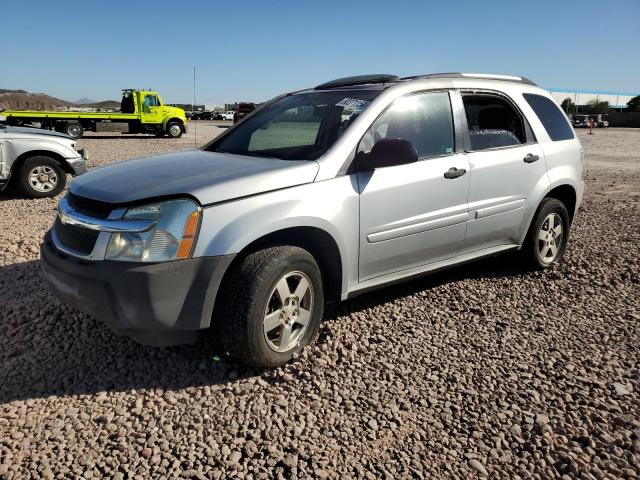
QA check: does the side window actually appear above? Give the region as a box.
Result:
[143,95,158,107]
[248,106,321,152]
[462,94,526,151]
[358,91,455,159]
[523,93,574,141]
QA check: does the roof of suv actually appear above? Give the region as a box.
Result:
[311,72,537,92]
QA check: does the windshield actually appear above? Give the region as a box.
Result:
[207,90,379,160]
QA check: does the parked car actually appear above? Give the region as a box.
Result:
[222,111,235,121]
[572,114,590,128]
[233,102,256,123]
[0,125,87,198]
[199,111,218,121]
[595,114,609,128]
[41,73,583,367]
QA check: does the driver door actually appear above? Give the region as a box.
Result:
[141,94,163,124]
[357,91,471,281]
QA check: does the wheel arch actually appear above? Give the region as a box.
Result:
[544,184,577,221]
[11,150,73,179]
[216,225,344,304]
[163,117,186,132]
[517,181,578,246]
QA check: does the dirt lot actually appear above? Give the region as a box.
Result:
[0,125,639,479]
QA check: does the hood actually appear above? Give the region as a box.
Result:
[1,126,74,140]
[69,149,319,205]
[167,106,187,118]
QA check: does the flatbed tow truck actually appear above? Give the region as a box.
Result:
[0,89,187,139]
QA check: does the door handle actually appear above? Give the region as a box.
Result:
[524,153,540,163]
[444,167,467,179]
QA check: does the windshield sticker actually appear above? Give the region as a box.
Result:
[335,98,370,112]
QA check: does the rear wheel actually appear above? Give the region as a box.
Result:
[522,198,570,269]
[16,156,66,198]
[63,122,83,139]
[166,122,183,138]
[220,246,324,368]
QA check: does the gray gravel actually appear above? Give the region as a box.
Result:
[1,125,639,479]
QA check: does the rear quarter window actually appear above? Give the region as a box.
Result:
[523,93,574,141]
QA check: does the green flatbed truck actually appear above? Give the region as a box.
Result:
[0,89,187,139]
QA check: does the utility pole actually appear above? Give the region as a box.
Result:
[193,66,197,147]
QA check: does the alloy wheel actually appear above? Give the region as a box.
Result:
[537,213,563,264]
[263,271,314,353]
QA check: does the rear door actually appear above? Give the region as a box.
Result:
[357,90,471,281]
[456,90,548,251]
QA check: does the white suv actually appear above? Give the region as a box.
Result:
[41,73,583,367]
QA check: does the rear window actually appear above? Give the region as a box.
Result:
[462,93,526,151]
[523,93,574,141]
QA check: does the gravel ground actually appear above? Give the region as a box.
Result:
[0,126,639,479]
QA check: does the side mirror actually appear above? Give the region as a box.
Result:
[366,138,418,169]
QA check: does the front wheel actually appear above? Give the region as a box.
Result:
[166,121,183,138]
[522,198,571,269]
[220,246,324,368]
[16,156,66,198]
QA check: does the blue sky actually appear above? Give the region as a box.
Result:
[2,0,638,105]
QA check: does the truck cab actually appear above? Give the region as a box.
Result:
[121,89,187,136]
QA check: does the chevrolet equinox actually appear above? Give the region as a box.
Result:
[41,73,584,367]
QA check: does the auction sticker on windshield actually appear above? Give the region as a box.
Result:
[335,98,370,112]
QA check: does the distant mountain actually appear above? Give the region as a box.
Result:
[87,100,121,109]
[0,89,73,110]
[0,88,119,111]
[74,97,95,104]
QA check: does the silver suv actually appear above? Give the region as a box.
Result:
[41,73,583,367]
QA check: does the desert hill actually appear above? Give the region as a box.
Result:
[0,89,119,111]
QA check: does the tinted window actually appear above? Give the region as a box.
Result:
[248,106,322,151]
[463,94,526,151]
[208,90,379,160]
[143,95,159,107]
[523,93,574,141]
[358,91,454,159]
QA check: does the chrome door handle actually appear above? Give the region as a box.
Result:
[444,167,467,179]
[524,153,540,163]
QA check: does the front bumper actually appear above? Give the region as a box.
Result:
[40,232,235,346]
[65,156,87,176]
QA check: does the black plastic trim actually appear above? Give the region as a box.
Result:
[315,74,399,90]
[40,233,236,346]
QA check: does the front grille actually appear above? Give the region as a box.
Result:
[53,218,99,255]
[67,193,113,220]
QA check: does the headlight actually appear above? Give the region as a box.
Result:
[106,199,201,262]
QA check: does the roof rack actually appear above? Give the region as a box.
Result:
[402,72,537,86]
[315,74,399,90]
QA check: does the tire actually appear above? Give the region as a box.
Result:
[166,122,183,138]
[220,246,325,368]
[63,122,83,139]
[16,156,66,198]
[522,198,571,270]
